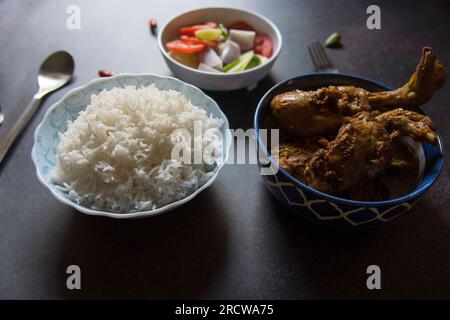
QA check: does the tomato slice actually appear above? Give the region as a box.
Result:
[227,21,255,31]
[180,35,217,47]
[166,40,205,53]
[179,22,217,36]
[254,34,273,58]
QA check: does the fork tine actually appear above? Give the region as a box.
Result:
[308,41,334,71]
[312,41,327,68]
[314,41,331,68]
[309,42,326,69]
[309,41,325,70]
[307,44,319,70]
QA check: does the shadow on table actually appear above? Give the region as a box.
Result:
[265,184,450,299]
[205,74,277,130]
[56,189,229,299]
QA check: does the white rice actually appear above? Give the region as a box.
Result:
[51,85,223,213]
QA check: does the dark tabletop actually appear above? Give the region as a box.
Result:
[0,0,449,300]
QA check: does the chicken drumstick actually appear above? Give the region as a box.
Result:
[271,47,445,138]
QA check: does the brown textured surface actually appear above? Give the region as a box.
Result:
[0,0,449,299]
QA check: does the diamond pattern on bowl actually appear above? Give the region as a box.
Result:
[263,173,417,227]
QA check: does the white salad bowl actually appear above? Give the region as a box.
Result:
[31,74,231,219]
[157,7,283,91]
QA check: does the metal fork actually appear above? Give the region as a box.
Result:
[307,41,338,73]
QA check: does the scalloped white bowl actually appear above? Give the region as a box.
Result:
[32,74,231,219]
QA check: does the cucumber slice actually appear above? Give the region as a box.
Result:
[225,51,254,73]
[243,53,269,70]
[245,54,269,70]
[223,59,240,72]
[256,54,269,63]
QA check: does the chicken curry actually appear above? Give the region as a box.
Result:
[270,47,445,201]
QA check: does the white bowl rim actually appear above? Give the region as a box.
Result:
[31,73,232,219]
[157,6,283,76]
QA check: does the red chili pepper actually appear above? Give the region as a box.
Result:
[98,69,115,77]
[149,18,157,35]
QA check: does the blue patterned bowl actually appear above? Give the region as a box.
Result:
[32,74,231,218]
[254,73,444,228]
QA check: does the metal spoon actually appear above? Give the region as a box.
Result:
[0,51,74,165]
[0,104,3,125]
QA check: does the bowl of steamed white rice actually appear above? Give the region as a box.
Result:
[32,74,231,218]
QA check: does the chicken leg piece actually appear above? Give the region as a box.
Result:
[301,109,437,196]
[271,86,371,137]
[368,47,446,107]
[375,108,437,145]
[303,112,392,195]
[271,47,445,137]
[273,138,327,179]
